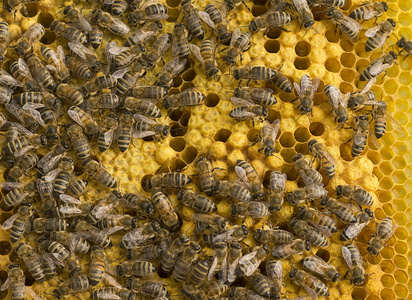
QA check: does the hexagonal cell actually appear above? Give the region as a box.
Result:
[309,122,324,136]
[295,41,311,57]
[37,12,54,28]
[181,147,198,164]
[380,289,395,300]
[380,259,395,273]
[379,161,393,175]
[340,39,354,52]
[280,149,294,163]
[379,176,393,190]
[281,163,298,181]
[394,255,408,269]
[169,109,183,122]
[367,151,381,164]
[266,28,282,39]
[264,40,280,53]
[294,127,310,142]
[393,214,407,228]
[266,110,281,123]
[180,81,194,90]
[173,76,183,88]
[325,58,341,73]
[325,30,339,43]
[394,284,408,298]
[170,123,187,137]
[166,0,181,7]
[251,5,267,16]
[23,2,38,17]
[316,249,330,261]
[247,129,260,143]
[0,241,11,255]
[279,132,294,148]
[394,226,408,240]
[214,128,232,142]
[294,57,310,70]
[381,274,395,287]
[383,79,399,95]
[380,147,395,160]
[398,86,411,100]
[40,29,55,45]
[354,42,369,58]
[182,69,195,81]
[381,246,394,259]
[339,82,353,94]
[169,137,186,152]
[340,143,353,162]
[352,287,367,300]
[205,93,220,107]
[394,241,408,255]
[340,68,355,82]
[394,270,408,284]
[294,142,308,154]
[167,8,180,22]
[180,110,191,127]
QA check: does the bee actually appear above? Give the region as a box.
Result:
[125,21,163,46]
[126,244,163,261]
[371,100,400,139]
[68,106,98,135]
[367,217,395,255]
[195,157,217,196]
[51,156,74,197]
[233,65,277,81]
[0,86,12,104]
[0,263,26,300]
[189,280,229,300]
[336,184,373,207]
[2,202,32,243]
[296,206,337,236]
[326,7,362,41]
[156,57,187,90]
[272,239,311,259]
[199,4,230,43]
[63,5,92,32]
[181,0,205,40]
[293,75,320,117]
[86,191,122,224]
[324,84,349,127]
[192,213,228,234]
[247,272,274,298]
[14,243,45,282]
[122,97,161,118]
[207,242,228,280]
[212,225,249,244]
[223,28,251,66]
[189,39,221,81]
[65,177,88,199]
[14,23,45,56]
[266,260,283,299]
[229,286,266,299]
[132,114,169,140]
[233,87,277,107]
[231,202,270,218]
[1,182,35,208]
[289,268,330,298]
[0,111,8,127]
[49,231,90,254]
[229,98,268,123]
[92,9,130,35]
[341,208,374,241]
[148,172,191,189]
[342,244,366,285]
[97,214,137,231]
[31,217,70,233]
[6,152,38,182]
[116,111,134,153]
[89,246,110,286]
[68,41,101,72]
[88,93,119,110]
[349,1,388,21]
[120,221,160,249]
[361,51,398,81]
[308,139,337,180]
[37,141,70,174]
[290,218,329,247]
[271,71,293,93]
[24,53,55,92]
[163,89,206,111]
[320,198,357,223]
[145,33,172,68]
[46,202,90,218]
[254,119,280,157]
[67,124,90,161]
[365,18,396,52]
[83,159,117,189]
[9,58,39,92]
[292,0,314,29]
[177,190,217,213]
[128,3,169,26]
[5,104,46,134]
[41,253,58,278]
[300,255,340,282]
[110,44,145,70]
[126,279,169,298]
[293,153,323,186]
[266,171,287,211]
[91,287,134,300]
[73,219,121,248]
[396,36,412,57]
[173,242,201,282]
[53,274,90,299]
[254,227,293,244]
[350,115,372,157]
[0,20,9,42]
[151,189,179,228]
[308,0,346,7]
[347,78,377,110]
[50,21,88,45]
[160,234,190,274]
[55,83,85,107]
[63,55,92,80]
[40,45,71,83]
[110,0,129,16]
[213,180,252,202]
[117,260,156,277]
[236,245,270,277]
[130,85,168,99]
[98,114,119,152]
[249,8,293,33]
[88,25,103,49]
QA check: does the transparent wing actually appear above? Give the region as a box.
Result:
[67,108,85,127]
[311,77,321,97]
[133,113,157,124]
[299,278,319,299]
[365,25,380,37]
[341,245,353,267]
[1,182,24,190]
[213,227,236,244]
[199,11,216,29]
[360,77,376,93]
[341,16,362,30]
[294,82,301,97]
[102,226,124,236]
[369,59,387,76]
[18,58,33,78]
[230,28,241,47]
[68,41,95,61]
[303,257,330,277]
[104,128,115,144]
[235,166,249,185]
[59,205,82,215]
[227,257,239,283]
[0,70,22,87]
[208,255,219,281]
[325,85,341,108]
[121,227,147,248]
[189,44,205,64]
[102,272,122,289]
[231,97,255,106]
[2,213,19,230]
[0,278,10,291]
[314,144,337,165]
[44,168,60,182]
[306,220,332,237]
[133,130,156,139]
[344,222,367,239]
[270,119,281,140]
[267,260,283,284]
[112,67,130,79]
[109,19,130,35]
[238,250,257,265]
[76,13,92,32]
[38,153,62,174]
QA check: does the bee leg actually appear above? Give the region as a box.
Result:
[343,269,350,279]
[241,0,252,12]
[251,134,261,146]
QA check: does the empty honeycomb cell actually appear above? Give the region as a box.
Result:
[182,69,196,82]
[394,213,408,227]
[339,81,353,94]
[309,122,324,136]
[340,53,356,69]
[281,163,298,181]
[181,81,194,90]
[386,65,400,78]
[380,147,395,160]
[294,57,310,70]
[381,133,395,147]
[381,274,395,288]
[395,241,408,255]
[266,109,282,123]
[181,147,198,164]
[341,68,355,82]
[398,0,412,10]
[313,7,326,21]
[399,71,412,85]
[40,29,55,44]
[380,259,395,273]
[247,129,260,143]
[180,110,191,127]
[393,198,407,212]
[0,212,12,225]
[167,8,180,22]
[264,40,280,53]
[294,127,310,142]
[170,123,187,137]
[340,39,354,52]
[379,161,393,175]
[340,143,354,161]
[166,0,181,7]
[394,284,408,298]
[366,295,379,300]
[367,151,381,164]
[205,93,220,107]
[383,203,395,216]
[169,137,186,152]
[394,142,408,156]
[354,43,369,58]
[280,149,295,163]
[169,109,183,122]
[294,142,308,154]
[393,183,407,198]
[313,93,324,106]
[398,86,411,100]
[279,132,294,148]
[214,128,232,142]
[251,5,267,16]
[352,287,367,300]
[316,249,330,261]
[355,58,370,73]
[37,11,53,27]
[394,255,408,269]
[394,270,408,284]
[379,176,394,190]
[325,29,339,43]
[380,289,395,300]
[381,247,395,259]
[0,241,11,255]
[173,76,183,88]
[23,2,38,17]
[400,58,412,71]
[266,28,282,39]
[295,41,311,57]
[325,58,341,73]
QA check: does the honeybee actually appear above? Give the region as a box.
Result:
[289,268,330,298]
[189,39,220,81]
[266,171,287,211]
[14,243,45,282]
[89,246,110,286]
[148,171,192,189]
[341,208,374,241]
[1,182,35,208]
[163,89,206,111]
[127,279,169,298]
[296,206,337,236]
[132,113,169,140]
[9,58,39,92]
[41,253,58,279]
[229,98,268,123]
[31,217,70,233]
[90,287,134,300]
[290,218,329,247]
[195,157,217,197]
[249,8,293,33]
[24,53,55,92]
[396,36,412,57]
[145,33,172,68]
[110,0,129,16]
[213,180,252,202]
[92,9,130,35]
[192,213,228,233]
[88,93,119,110]
[255,119,280,157]
[0,263,27,300]
[324,84,349,127]
[336,184,373,207]
[130,85,168,99]
[266,260,283,298]
[83,159,117,189]
[0,86,12,105]
[160,234,190,274]
[68,41,101,72]
[6,152,38,182]
[125,21,162,46]
[67,124,90,161]
[39,237,80,275]
[64,177,88,199]
[293,75,320,117]
[185,259,209,287]
[212,225,249,244]
[114,63,146,96]
[372,101,400,139]
[231,202,270,218]
[50,156,74,197]
[293,153,323,186]
[293,0,314,29]
[360,51,397,81]
[247,272,274,298]
[117,259,156,277]
[122,97,161,118]
[232,87,277,107]
[89,25,103,49]
[120,221,160,249]
[156,57,187,90]
[85,190,120,223]
[272,239,311,259]
[300,255,340,282]
[2,202,32,243]
[342,244,366,285]
[228,286,265,299]
[326,7,362,41]
[350,114,373,157]
[50,21,88,45]
[108,43,145,70]
[189,279,229,300]
[199,4,230,43]
[14,23,44,56]
[254,227,293,244]
[181,0,205,40]
[223,28,251,66]
[173,242,201,282]
[365,19,396,52]
[308,0,346,7]
[53,274,91,299]
[151,189,179,228]
[73,219,121,248]
[207,243,228,280]
[55,83,84,107]
[320,197,357,223]
[308,139,337,179]
[63,5,92,32]
[236,245,269,277]
[233,65,277,81]
[5,104,46,134]
[64,55,92,80]
[367,217,395,255]
[116,111,134,153]
[177,190,217,213]
[49,231,90,254]
[347,78,377,110]
[0,20,8,42]
[67,106,97,136]
[97,215,137,231]
[40,46,70,83]
[349,1,388,21]
[98,114,119,152]
[128,3,169,26]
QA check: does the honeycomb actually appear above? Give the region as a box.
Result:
[0,0,410,299]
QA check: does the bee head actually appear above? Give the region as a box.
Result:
[175,23,186,29]
[325,7,334,17]
[307,139,316,148]
[163,125,170,137]
[293,153,303,161]
[63,6,71,15]
[397,37,406,48]
[125,277,132,289]
[93,10,102,21]
[365,208,374,218]
[320,197,328,206]
[304,20,314,28]
[332,272,341,282]
[116,264,123,276]
[367,246,378,255]
[336,185,343,196]
[289,268,298,278]
[300,106,312,114]
[264,147,275,156]
[72,218,80,229]
[177,189,185,201]
[382,1,388,11]
[287,193,297,205]
[337,115,348,123]
[388,18,396,27]
[389,51,397,59]
[53,290,62,299]
[305,240,311,250]
[151,221,161,232]
[241,224,248,236]
[220,32,231,43]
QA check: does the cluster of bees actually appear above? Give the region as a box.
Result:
[0,0,405,299]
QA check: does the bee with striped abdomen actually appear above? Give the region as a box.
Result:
[341,208,374,241]
[128,3,169,26]
[350,114,375,157]
[367,217,395,255]
[342,243,366,285]
[320,197,357,223]
[287,184,328,206]
[65,55,92,80]
[324,84,349,127]
[371,100,401,139]
[0,263,26,300]
[289,268,330,298]
[14,23,45,56]
[359,51,397,81]
[14,243,45,282]
[365,19,396,52]
[24,53,55,92]
[309,0,346,7]
[10,58,39,91]
[172,23,190,59]
[213,180,252,203]
[236,245,270,277]
[347,78,377,110]
[249,7,293,33]
[117,260,156,277]
[63,5,92,32]
[247,272,273,298]
[126,279,169,298]
[290,218,329,247]
[156,57,187,90]
[53,274,90,299]
[1,202,32,243]
[223,28,251,66]
[68,106,97,136]
[68,41,101,72]
[229,98,268,123]
[1,182,35,208]
[83,159,117,189]
[92,9,130,35]
[293,153,323,186]
[295,206,337,236]
[98,114,119,152]
[231,202,270,218]
[181,0,204,40]
[336,184,373,207]
[199,4,231,43]
[254,227,293,244]
[133,113,169,141]
[189,39,221,81]
[6,152,38,182]
[50,21,88,45]
[349,1,388,21]
[292,0,314,29]
[67,124,90,161]
[120,221,160,249]
[40,46,70,83]
[234,159,265,200]
[90,287,134,300]
[151,189,179,228]
[293,75,320,117]
[177,190,217,213]
[272,239,311,259]
[148,171,191,189]
[308,139,337,179]
[89,25,103,49]
[301,255,340,282]
[326,7,362,41]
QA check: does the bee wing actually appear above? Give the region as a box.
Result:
[14,146,35,158]
[362,9,377,20]
[199,11,216,29]
[38,153,62,174]
[0,278,10,291]
[325,85,340,108]
[112,67,131,79]
[133,130,156,139]
[293,82,302,97]
[314,144,337,165]
[188,44,205,64]
[24,106,46,127]
[109,18,130,35]
[220,256,228,282]
[102,273,122,289]
[140,0,159,9]
[76,13,92,32]
[106,42,129,56]
[302,258,329,277]
[270,119,281,139]
[342,16,362,30]
[344,222,367,239]
[311,77,321,97]
[121,227,147,248]
[0,70,22,87]
[299,170,316,187]
[37,178,53,201]
[44,168,60,181]
[270,172,287,192]
[208,255,219,281]
[231,97,255,106]
[369,59,388,76]
[104,128,115,144]
[341,245,353,267]
[267,260,283,283]
[102,226,124,236]
[238,250,257,265]
[2,213,19,230]
[68,41,94,61]
[1,182,24,190]
[227,257,239,283]
[5,103,24,123]
[18,58,33,78]
[360,77,376,93]
[235,166,249,185]
[230,28,241,47]
[68,107,85,127]
[365,25,380,37]
[59,205,82,215]
[213,227,236,244]
[133,113,157,124]
[306,220,332,237]
[59,194,82,204]
[368,129,381,149]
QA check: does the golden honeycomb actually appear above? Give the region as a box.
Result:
[0,0,410,299]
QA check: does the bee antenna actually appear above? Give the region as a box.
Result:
[387,7,396,12]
